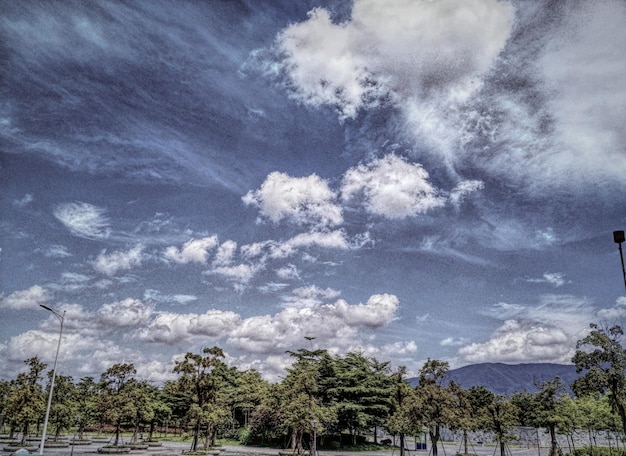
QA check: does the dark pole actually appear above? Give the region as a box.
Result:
[614,230,626,291]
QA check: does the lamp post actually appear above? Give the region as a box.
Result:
[614,230,626,291]
[39,304,65,455]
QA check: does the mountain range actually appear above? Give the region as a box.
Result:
[408,363,581,395]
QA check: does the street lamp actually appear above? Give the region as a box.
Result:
[39,304,65,455]
[614,230,626,291]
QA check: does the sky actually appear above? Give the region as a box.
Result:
[1,0,626,384]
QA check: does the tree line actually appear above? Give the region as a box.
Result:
[1,323,626,455]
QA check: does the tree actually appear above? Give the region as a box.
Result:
[479,394,519,456]
[99,363,138,446]
[413,359,459,456]
[387,366,421,456]
[46,373,77,440]
[277,348,337,454]
[572,323,626,434]
[531,378,567,456]
[74,377,98,440]
[4,357,47,443]
[323,352,394,446]
[173,346,228,451]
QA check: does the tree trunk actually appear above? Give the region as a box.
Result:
[191,419,200,451]
[114,421,121,446]
[500,441,506,456]
[399,433,405,456]
[430,427,440,456]
[548,425,558,456]
[463,429,469,455]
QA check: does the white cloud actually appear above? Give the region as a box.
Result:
[0,285,51,310]
[276,0,514,146]
[137,310,241,344]
[44,244,72,258]
[213,240,238,266]
[97,298,153,327]
[164,236,218,264]
[342,155,445,219]
[13,193,33,207]
[93,244,143,276]
[53,202,111,239]
[458,295,595,364]
[538,0,626,184]
[243,171,342,228]
[449,180,484,208]
[527,272,568,288]
[210,263,258,284]
[228,293,399,354]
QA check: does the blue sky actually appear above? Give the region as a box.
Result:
[1,0,625,383]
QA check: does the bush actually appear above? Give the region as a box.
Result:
[238,427,252,446]
[571,447,626,456]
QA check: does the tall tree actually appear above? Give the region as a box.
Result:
[74,377,98,440]
[99,363,138,446]
[46,373,77,440]
[4,357,47,443]
[531,378,567,456]
[572,323,626,434]
[414,359,458,456]
[278,348,337,454]
[173,346,227,451]
[479,394,519,456]
[387,366,420,456]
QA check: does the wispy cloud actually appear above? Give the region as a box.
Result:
[54,202,111,239]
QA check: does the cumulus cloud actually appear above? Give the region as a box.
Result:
[213,240,238,266]
[137,310,241,344]
[458,295,594,364]
[93,245,143,276]
[97,298,153,327]
[229,293,399,354]
[0,285,51,310]
[164,236,218,264]
[54,202,111,239]
[278,0,512,116]
[342,155,445,219]
[243,171,342,228]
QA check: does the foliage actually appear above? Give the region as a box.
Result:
[572,323,626,434]
[3,357,47,442]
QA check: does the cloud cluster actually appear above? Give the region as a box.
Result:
[342,155,445,218]
[457,295,597,364]
[277,0,514,121]
[0,285,51,310]
[93,245,144,276]
[0,290,402,381]
[242,172,342,228]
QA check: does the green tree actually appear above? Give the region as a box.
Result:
[413,359,459,456]
[74,377,98,440]
[531,378,567,456]
[46,373,77,440]
[479,394,519,456]
[387,366,421,456]
[323,352,394,446]
[4,357,47,443]
[173,346,227,451]
[278,348,337,454]
[572,323,626,434]
[99,363,138,446]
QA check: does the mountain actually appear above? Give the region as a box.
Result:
[408,363,581,395]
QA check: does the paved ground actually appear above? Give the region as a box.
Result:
[1,442,558,456]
